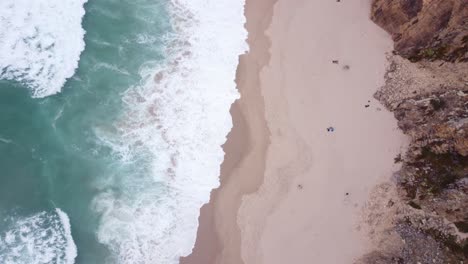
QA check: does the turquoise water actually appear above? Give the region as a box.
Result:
[1,0,248,262]
[0,1,170,263]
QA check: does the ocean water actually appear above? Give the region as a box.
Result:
[0,0,247,263]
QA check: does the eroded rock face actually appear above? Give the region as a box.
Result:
[367,56,468,263]
[366,1,468,263]
[371,0,468,62]
[393,90,468,223]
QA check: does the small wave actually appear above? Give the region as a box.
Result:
[0,208,77,264]
[0,0,88,98]
[91,63,131,76]
[55,209,78,264]
[0,136,12,144]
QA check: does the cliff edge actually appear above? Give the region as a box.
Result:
[357,1,468,263]
[371,0,467,62]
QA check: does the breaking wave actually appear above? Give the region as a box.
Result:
[0,209,77,264]
[0,0,87,97]
[92,0,248,263]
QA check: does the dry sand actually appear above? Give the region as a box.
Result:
[181,0,408,263]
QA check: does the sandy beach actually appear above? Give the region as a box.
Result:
[181,0,408,263]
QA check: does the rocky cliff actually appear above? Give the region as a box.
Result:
[359,1,468,263]
[371,0,467,62]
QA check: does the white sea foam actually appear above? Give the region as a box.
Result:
[92,0,248,263]
[55,209,78,264]
[0,209,77,264]
[0,0,87,97]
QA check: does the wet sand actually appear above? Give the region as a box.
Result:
[181,0,407,263]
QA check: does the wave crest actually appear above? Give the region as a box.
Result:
[0,0,87,97]
[0,209,77,264]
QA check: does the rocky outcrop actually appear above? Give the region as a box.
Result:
[365,52,468,263]
[371,0,468,62]
[390,88,468,229]
[365,56,468,262]
[362,2,468,262]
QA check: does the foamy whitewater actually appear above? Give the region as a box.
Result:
[0,209,77,264]
[0,0,248,263]
[0,0,87,97]
[92,0,248,263]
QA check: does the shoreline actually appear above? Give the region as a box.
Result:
[180,0,275,263]
[182,0,408,263]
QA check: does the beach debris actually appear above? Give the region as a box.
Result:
[332,60,339,64]
[337,0,341,2]
[342,65,350,70]
[297,184,303,190]
[326,126,335,132]
[365,104,370,108]
[345,192,349,196]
